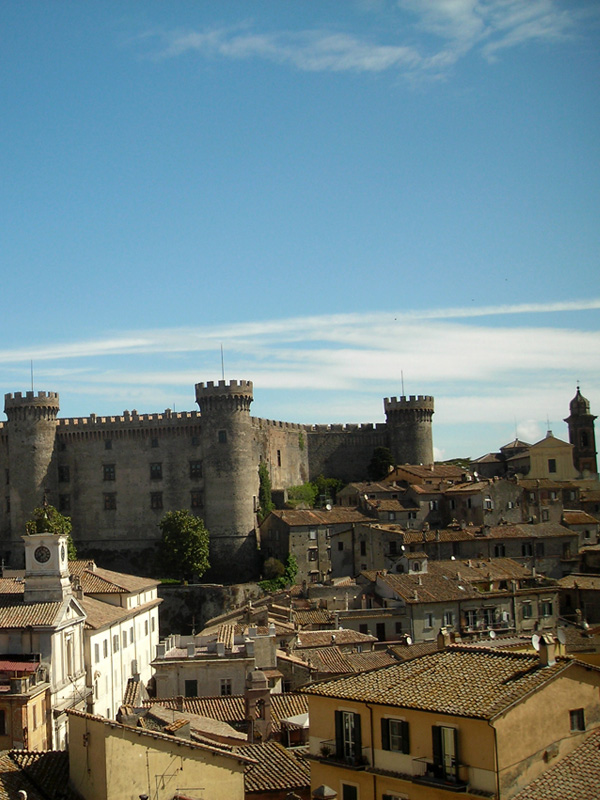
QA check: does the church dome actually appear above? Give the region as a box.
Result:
[570,387,590,415]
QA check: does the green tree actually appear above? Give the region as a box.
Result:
[367,446,395,481]
[25,503,77,559]
[258,462,275,523]
[286,482,318,508]
[259,554,298,592]
[312,474,344,505]
[158,511,210,582]
[263,557,285,580]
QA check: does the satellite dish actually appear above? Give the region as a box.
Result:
[489,630,496,639]
[557,628,567,645]
[532,634,541,652]
[325,503,332,511]
[405,635,413,645]
[450,555,456,560]
[400,545,406,551]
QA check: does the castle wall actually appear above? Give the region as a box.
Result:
[306,424,389,482]
[251,417,310,489]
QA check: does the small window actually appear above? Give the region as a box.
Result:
[144,620,149,636]
[277,449,282,467]
[150,492,163,510]
[570,708,585,732]
[308,549,318,561]
[0,710,5,736]
[338,541,344,551]
[342,785,358,800]
[359,624,368,634]
[189,460,203,479]
[309,529,317,540]
[113,634,119,653]
[548,458,556,473]
[429,500,438,511]
[103,639,108,658]
[494,544,505,557]
[360,541,367,556]
[150,463,162,480]
[218,429,227,444]
[541,600,553,617]
[103,464,115,481]
[122,631,127,648]
[522,603,533,619]
[59,494,70,512]
[220,678,232,696]
[58,465,70,483]
[522,542,533,557]
[382,717,410,754]
[104,493,117,511]
[94,643,100,663]
[151,617,155,632]
[105,440,112,450]
[467,498,473,509]
[425,613,434,629]
[185,679,198,697]
[389,541,397,555]
[191,490,203,509]
[443,611,453,627]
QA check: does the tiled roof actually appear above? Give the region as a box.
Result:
[299,646,354,674]
[294,629,377,649]
[146,693,308,734]
[485,523,577,540]
[387,641,439,662]
[146,703,247,743]
[512,727,600,800]
[0,599,64,628]
[562,510,599,525]
[268,509,373,526]
[293,609,336,627]
[6,750,80,800]
[237,741,309,793]
[345,650,397,671]
[0,577,26,595]
[302,646,590,720]
[375,571,482,604]
[386,465,466,480]
[557,574,600,591]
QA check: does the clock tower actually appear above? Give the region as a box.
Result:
[23,531,72,604]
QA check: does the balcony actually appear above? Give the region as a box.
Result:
[316,740,370,769]
[412,757,469,792]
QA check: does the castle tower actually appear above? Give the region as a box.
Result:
[195,380,259,581]
[384,394,434,466]
[4,391,60,563]
[564,387,597,474]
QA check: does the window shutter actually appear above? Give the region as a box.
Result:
[452,726,459,768]
[401,719,410,754]
[353,712,362,761]
[432,725,442,767]
[335,711,344,759]
[381,717,390,750]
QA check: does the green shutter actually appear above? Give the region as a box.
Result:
[401,720,410,754]
[335,710,343,759]
[381,717,390,750]
[353,712,362,761]
[432,725,442,768]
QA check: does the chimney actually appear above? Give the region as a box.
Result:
[538,635,556,667]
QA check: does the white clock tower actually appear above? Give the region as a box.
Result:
[23,531,72,604]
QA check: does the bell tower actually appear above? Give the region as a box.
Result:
[23,529,72,604]
[564,386,597,475]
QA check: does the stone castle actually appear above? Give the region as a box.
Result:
[0,380,434,581]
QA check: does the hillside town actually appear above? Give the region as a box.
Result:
[0,384,598,800]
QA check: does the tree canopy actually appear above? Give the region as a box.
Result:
[26,504,77,558]
[258,462,275,523]
[158,511,210,582]
[367,446,395,481]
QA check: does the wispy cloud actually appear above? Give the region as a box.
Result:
[144,1,580,77]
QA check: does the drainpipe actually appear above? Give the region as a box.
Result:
[487,719,501,799]
[366,702,376,771]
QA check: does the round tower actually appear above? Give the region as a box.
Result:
[195,380,259,581]
[564,386,597,474]
[384,394,434,466]
[4,391,60,563]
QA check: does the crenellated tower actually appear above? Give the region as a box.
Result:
[564,387,597,475]
[4,391,60,563]
[384,394,434,466]
[195,380,259,580]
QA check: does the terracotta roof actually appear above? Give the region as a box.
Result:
[387,465,466,480]
[0,599,65,628]
[146,703,247,743]
[512,727,600,800]
[293,629,377,649]
[0,660,39,673]
[146,693,308,735]
[267,509,373,526]
[0,577,26,595]
[302,646,591,720]
[5,750,80,800]
[299,646,354,674]
[293,609,336,627]
[345,650,397,671]
[557,574,600,591]
[562,510,599,526]
[237,741,309,793]
[387,641,439,662]
[123,677,141,706]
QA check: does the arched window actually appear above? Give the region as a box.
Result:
[581,431,589,448]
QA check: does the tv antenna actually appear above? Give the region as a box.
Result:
[220,344,225,381]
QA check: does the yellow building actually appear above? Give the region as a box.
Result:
[68,709,252,800]
[302,641,600,800]
[527,433,577,481]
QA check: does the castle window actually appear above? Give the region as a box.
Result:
[103,464,115,481]
[150,492,163,510]
[220,678,232,696]
[103,493,117,511]
[191,490,203,509]
[59,494,70,512]
[277,449,282,467]
[218,429,227,444]
[548,458,557,473]
[105,440,112,451]
[189,461,202,480]
[58,466,70,483]
[150,463,162,480]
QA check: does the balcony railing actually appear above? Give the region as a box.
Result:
[412,757,469,792]
[317,739,370,769]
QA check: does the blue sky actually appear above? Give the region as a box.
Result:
[1,1,599,460]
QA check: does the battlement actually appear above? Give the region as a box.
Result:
[195,380,253,395]
[252,417,307,431]
[384,395,434,412]
[57,409,201,429]
[4,391,60,408]
[308,422,388,434]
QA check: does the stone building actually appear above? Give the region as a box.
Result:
[0,380,434,581]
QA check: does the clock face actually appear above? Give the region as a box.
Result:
[34,545,51,564]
